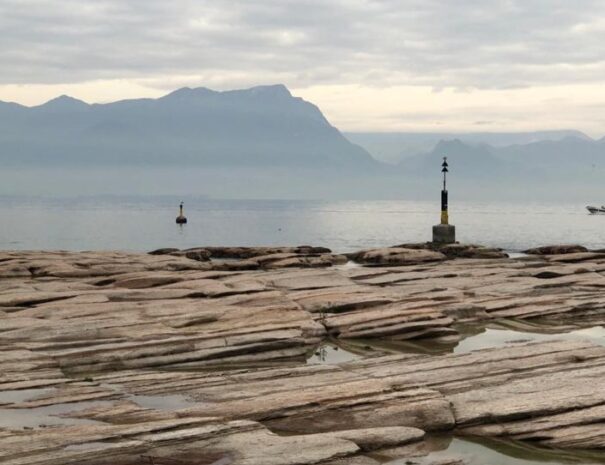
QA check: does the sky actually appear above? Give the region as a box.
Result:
[2,0,605,136]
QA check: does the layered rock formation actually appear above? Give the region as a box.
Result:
[2,246,605,464]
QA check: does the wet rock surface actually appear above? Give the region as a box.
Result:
[150,246,343,270]
[347,243,509,266]
[346,248,447,266]
[2,248,605,463]
[396,242,509,260]
[523,244,589,255]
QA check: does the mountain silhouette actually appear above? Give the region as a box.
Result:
[0,84,376,169]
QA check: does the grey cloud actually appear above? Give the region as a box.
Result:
[1,0,605,89]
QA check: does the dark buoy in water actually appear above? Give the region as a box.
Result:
[176,202,187,224]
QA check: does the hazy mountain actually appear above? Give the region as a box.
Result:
[400,139,506,176]
[496,136,605,167]
[2,85,605,201]
[397,139,518,197]
[346,130,592,164]
[396,137,605,201]
[400,137,605,175]
[0,85,376,169]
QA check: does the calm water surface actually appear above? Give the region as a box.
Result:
[0,196,604,252]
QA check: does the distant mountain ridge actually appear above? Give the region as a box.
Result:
[2,86,605,200]
[399,136,605,183]
[400,139,509,176]
[345,130,594,164]
[0,84,376,169]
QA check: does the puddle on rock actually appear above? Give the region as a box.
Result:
[380,437,605,464]
[507,251,531,259]
[127,393,196,410]
[454,325,605,355]
[0,387,57,406]
[335,260,362,269]
[0,401,109,429]
[95,382,199,411]
[350,323,605,357]
[306,342,365,365]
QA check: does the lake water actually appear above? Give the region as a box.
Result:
[1,196,604,252]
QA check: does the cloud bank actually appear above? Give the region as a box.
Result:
[2,0,605,133]
[2,0,605,89]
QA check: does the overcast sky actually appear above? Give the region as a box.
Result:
[2,0,605,135]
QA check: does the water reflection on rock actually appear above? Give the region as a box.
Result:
[342,323,605,357]
[306,341,365,365]
[454,325,605,355]
[382,437,605,465]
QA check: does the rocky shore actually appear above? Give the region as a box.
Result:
[2,244,605,464]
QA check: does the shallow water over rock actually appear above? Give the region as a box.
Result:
[304,324,605,367]
[350,323,605,357]
[382,437,605,465]
[0,387,108,429]
[306,342,364,365]
[0,402,107,429]
[127,393,197,410]
[0,387,56,405]
[454,325,605,354]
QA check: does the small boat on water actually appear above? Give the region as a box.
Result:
[586,205,605,214]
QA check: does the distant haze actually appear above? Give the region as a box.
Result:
[345,130,594,164]
[1,84,605,201]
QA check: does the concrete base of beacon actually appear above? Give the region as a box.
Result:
[432,224,456,244]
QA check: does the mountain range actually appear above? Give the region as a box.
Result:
[1,84,605,199]
[0,84,375,169]
[402,136,605,177]
[345,130,596,164]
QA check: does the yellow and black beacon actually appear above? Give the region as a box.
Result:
[432,156,456,243]
[441,157,449,225]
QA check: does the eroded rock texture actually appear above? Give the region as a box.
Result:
[2,248,605,464]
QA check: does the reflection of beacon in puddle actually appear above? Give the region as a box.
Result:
[307,343,361,365]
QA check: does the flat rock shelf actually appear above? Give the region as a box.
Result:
[3,245,605,464]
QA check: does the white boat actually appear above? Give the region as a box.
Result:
[587,205,605,214]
